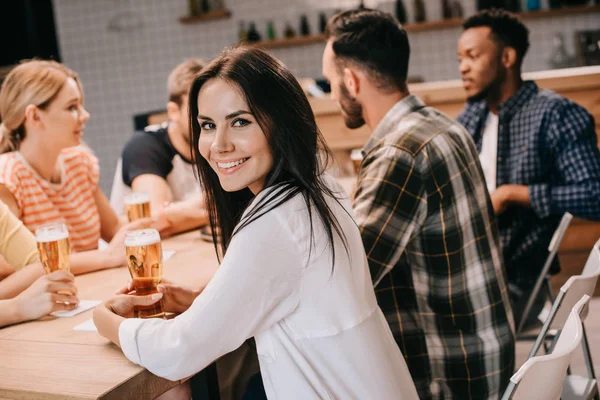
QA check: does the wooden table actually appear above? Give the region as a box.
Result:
[0,231,219,399]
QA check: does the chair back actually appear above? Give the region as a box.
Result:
[549,239,600,329]
[507,295,589,400]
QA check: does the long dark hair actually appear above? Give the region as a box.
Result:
[189,46,348,265]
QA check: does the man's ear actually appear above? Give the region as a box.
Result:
[342,67,361,98]
[166,101,180,122]
[502,46,518,69]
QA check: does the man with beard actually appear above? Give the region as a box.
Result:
[114,59,209,236]
[323,9,514,400]
[457,9,600,324]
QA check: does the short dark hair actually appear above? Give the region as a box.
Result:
[463,9,530,65]
[325,9,410,92]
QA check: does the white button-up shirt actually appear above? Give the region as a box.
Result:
[119,177,418,399]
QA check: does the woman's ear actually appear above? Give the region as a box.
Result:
[23,104,41,128]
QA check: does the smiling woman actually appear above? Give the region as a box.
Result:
[94,46,419,399]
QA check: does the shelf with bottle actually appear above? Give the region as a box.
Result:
[229,3,600,49]
[179,8,231,24]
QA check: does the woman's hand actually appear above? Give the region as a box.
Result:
[102,218,157,267]
[116,278,201,314]
[101,293,163,318]
[13,270,79,322]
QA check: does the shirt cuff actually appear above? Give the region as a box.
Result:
[119,318,146,366]
[529,183,552,219]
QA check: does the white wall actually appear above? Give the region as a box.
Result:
[51,0,600,193]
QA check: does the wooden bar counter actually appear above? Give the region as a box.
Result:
[311,66,600,295]
[0,231,219,399]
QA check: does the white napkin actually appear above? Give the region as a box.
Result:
[52,300,101,317]
[163,249,175,260]
[73,318,97,332]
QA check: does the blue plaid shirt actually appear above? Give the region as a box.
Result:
[457,81,600,286]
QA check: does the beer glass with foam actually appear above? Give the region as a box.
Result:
[124,192,151,222]
[125,228,165,319]
[36,222,71,275]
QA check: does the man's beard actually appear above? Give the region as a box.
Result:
[467,63,505,103]
[339,83,365,129]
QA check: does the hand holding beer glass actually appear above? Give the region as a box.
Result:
[124,192,151,222]
[125,228,166,319]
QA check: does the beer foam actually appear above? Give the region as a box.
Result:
[124,192,150,205]
[125,228,161,247]
[36,228,69,243]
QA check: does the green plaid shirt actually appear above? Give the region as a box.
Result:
[353,95,515,400]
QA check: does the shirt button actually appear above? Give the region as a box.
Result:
[498,157,503,161]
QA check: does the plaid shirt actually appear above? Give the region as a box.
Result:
[457,81,600,288]
[353,95,515,400]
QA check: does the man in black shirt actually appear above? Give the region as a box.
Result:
[115,59,208,236]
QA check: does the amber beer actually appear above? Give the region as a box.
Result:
[350,149,364,175]
[124,192,151,222]
[36,223,71,274]
[125,228,165,319]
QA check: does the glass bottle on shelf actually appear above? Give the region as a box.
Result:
[319,12,328,33]
[247,22,261,42]
[284,21,296,38]
[300,14,311,36]
[395,0,407,23]
[526,0,541,10]
[200,0,210,13]
[414,0,426,22]
[450,0,464,18]
[442,0,453,19]
[238,21,247,42]
[188,0,200,16]
[267,21,276,40]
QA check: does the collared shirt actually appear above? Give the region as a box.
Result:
[120,176,418,399]
[457,81,600,285]
[353,95,514,400]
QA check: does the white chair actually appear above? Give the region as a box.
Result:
[524,239,600,400]
[502,295,590,400]
[517,212,573,336]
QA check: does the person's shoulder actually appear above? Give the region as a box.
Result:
[386,105,468,157]
[0,152,27,179]
[531,88,585,115]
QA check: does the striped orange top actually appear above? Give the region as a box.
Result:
[0,147,101,252]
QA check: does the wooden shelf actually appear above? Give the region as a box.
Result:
[179,9,231,24]
[246,34,326,50]
[235,4,600,50]
[519,4,600,19]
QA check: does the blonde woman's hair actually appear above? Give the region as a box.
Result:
[167,58,205,106]
[0,60,82,154]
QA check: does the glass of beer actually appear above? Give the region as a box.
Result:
[36,223,71,296]
[350,149,364,175]
[125,228,165,319]
[124,192,151,222]
[36,222,71,275]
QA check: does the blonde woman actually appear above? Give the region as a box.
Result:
[0,199,78,326]
[0,60,151,280]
